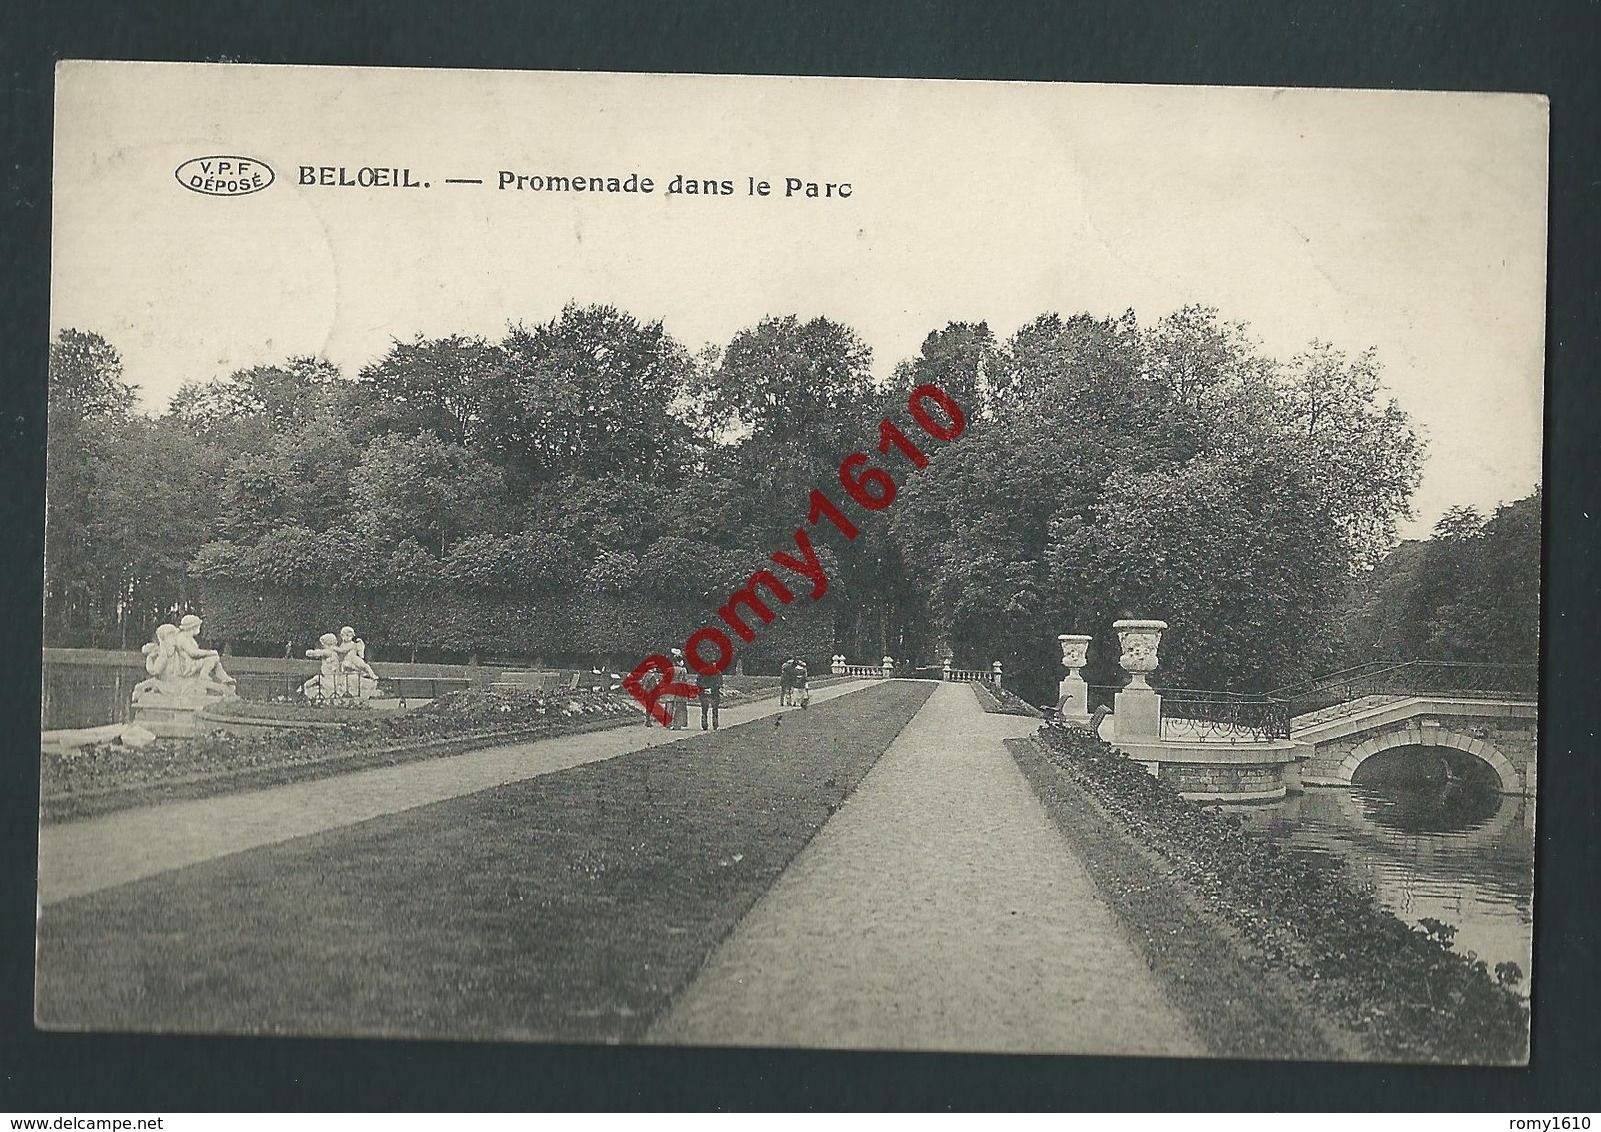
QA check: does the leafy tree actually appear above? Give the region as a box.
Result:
[700,315,875,448]
[1266,342,1423,565]
[347,431,507,557]
[890,321,997,416]
[168,357,344,454]
[44,330,139,644]
[491,304,700,484]
[892,309,1424,701]
[1338,491,1540,666]
[1065,444,1347,690]
[48,329,136,425]
[346,335,505,449]
[212,416,362,541]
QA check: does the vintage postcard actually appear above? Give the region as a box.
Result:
[38,62,1546,1063]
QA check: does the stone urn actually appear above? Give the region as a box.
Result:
[1056,634,1093,719]
[1112,619,1167,688]
[1057,634,1091,676]
[831,654,847,675]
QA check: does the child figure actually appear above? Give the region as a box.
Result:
[335,626,381,698]
[301,633,342,701]
[131,623,180,701]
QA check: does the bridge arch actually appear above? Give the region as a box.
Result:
[1335,727,1520,794]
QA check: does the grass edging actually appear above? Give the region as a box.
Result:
[970,681,1044,718]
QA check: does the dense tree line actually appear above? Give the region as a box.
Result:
[45,303,1436,700]
[1336,490,1541,669]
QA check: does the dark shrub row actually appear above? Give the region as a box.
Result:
[1037,725,1529,1064]
[968,681,1043,718]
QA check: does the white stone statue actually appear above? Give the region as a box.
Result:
[301,633,343,700]
[132,615,236,703]
[301,626,381,700]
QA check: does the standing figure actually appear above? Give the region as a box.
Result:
[698,669,723,731]
[669,648,691,730]
[793,658,810,709]
[780,657,797,706]
[334,626,381,699]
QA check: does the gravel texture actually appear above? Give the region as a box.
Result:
[649,682,1201,1056]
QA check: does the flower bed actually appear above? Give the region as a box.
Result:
[969,680,1043,718]
[1028,725,1529,1064]
[40,687,645,822]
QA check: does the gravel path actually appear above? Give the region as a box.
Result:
[649,682,1202,1056]
[36,679,876,906]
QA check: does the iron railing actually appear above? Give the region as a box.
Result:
[1158,688,1292,742]
[1086,684,1122,712]
[1270,660,1538,723]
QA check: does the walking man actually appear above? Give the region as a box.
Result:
[698,668,723,731]
[780,656,796,706]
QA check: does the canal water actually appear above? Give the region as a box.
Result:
[1238,781,1535,991]
[41,662,308,730]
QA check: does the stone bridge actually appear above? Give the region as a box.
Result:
[1293,695,1537,795]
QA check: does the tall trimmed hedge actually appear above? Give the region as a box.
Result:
[192,579,838,671]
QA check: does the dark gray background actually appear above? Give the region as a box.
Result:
[2,0,1596,1111]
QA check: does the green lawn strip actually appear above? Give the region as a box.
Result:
[36,679,936,1044]
[1007,736,1360,1061]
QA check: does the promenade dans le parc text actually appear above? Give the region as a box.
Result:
[498,171,853,198]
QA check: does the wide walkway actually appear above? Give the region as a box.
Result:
[649,682,1201,1056]
[37,678,874,905]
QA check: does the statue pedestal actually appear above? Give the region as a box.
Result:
[1112,683,1162,742]
[132,691,236,737]
[1057,673,1091,723]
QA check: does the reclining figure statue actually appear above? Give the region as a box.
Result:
[131,615,238,703]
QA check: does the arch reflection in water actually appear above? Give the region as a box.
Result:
[1239,769,1534,992]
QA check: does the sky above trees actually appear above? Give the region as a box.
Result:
[48,65,1547,538]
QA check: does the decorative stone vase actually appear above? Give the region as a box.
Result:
[881,656,894,678]
[1113,619,1167,688]
[1056,633,1093,719]
[831,654,847,675]
[1057,634,1091,676]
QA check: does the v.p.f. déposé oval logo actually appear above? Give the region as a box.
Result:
[174,155,275,196]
